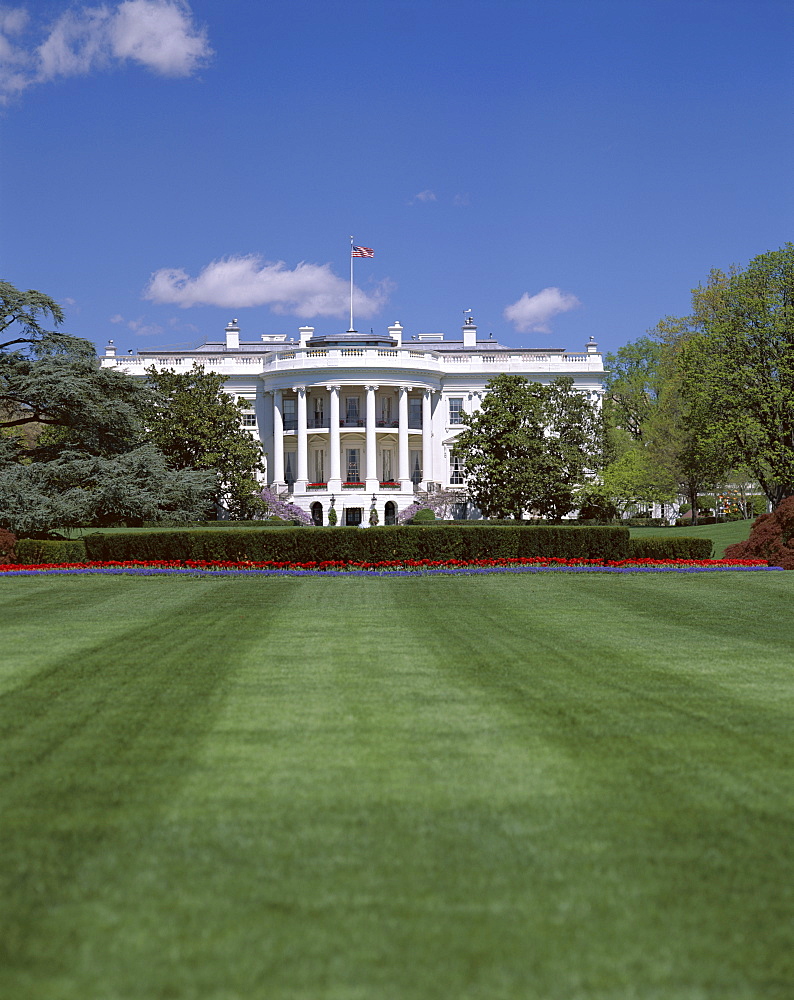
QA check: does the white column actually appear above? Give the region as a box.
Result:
[366,384,378,489]
[273,389,285,486]
[328,385,341,488]
[421,389,433,488]
[296,385,308,488]
[398,385,410,489]
[258,383,272,483]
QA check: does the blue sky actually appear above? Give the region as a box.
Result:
[2,0,793,358]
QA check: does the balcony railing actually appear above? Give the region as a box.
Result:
[282,416,423,431]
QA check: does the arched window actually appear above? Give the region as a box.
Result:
[310,502,323,526]
[384,501,397,526]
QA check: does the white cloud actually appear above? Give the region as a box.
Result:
[409,189,436,205]
[503,287,581,334]
[127,316,165,337]
[1,1,212,102]
[110,0,212,76]
[144,255,392,320]
[0,7,28,34]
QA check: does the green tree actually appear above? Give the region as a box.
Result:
[599,446,677,517]
[671,246,794,507]
[602,324,731,525]
[0,446,214,536]
[603,336,665,442]
[453,375,602,520]
[0,281,214,534]
[643,372,729,524]
[144,364,266,519]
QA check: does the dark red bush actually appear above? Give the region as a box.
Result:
[724,497,794,569]
[0,529,16,563]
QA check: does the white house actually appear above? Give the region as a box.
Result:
[101,317,605,525]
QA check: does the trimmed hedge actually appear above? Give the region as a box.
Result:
[15,538,88,564]
[674,516,727,527]
[8,530,714,565]
[626,536,713,560]
[82,525,631,564]
[140,519,296,528]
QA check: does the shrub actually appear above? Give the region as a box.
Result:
[15,538,87,564]
[410,509,436,524]
[627,536,713,560]
[140,519,287,528]
[81,525,631,565]
[0,528,17,562]
[724,497,794,568]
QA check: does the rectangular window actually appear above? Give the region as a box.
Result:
[409,398,422,428]
[449,397,464,424]
[381,448,393,482]
[345,396,360,424]
[285,452,295,488]
[283,397,297,431]
[346,448,360,482]
[314,449,325,482]
[450,456,464,484]
[242,413,257,427]
[410,449,422,486]
[313,397,325,427]
[379,396,392,424]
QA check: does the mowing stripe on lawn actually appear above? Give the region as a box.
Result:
[0,574,792,1000]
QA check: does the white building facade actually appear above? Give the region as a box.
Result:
[101,317,605,525]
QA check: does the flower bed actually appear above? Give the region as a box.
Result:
[0,557,779,578]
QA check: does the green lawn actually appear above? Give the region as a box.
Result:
[629,518,755,557]
[1,573,792,1000]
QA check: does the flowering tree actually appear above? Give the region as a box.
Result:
[260,485,313,525]
[396,487,467,524]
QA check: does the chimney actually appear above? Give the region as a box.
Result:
[225,318,240,350]
[389,321,403,347]
[586,336,599,355]
[462,316,477,349]
[299,326,314,347]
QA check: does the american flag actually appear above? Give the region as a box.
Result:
[351,245,374,257]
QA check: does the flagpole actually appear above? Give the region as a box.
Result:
[349,235,355,332]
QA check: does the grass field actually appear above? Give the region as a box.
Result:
[1,572,792,1000]
[629,518,754,558]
